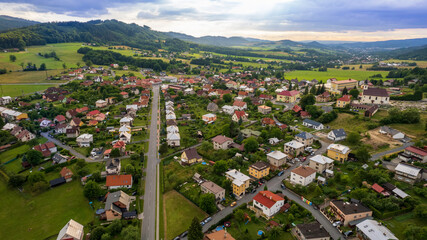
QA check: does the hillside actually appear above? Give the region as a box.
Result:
[0,15,39,32]
[0,19,190,52]
[383,45,427,60]
[331,38,427,50]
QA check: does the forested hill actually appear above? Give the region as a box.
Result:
[382,45,427,61]
[0,19,191,52]
[0,15,39,31]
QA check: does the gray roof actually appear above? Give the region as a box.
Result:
[380,126,401,136]
[295,131,313,139]
[331,128,347,138]
[321,106,333,113]
[52,153,68,164]
[303,119,323,127]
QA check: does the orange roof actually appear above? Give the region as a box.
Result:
[106,175,132,187]
[233,100,246,107]
[291,166,316,177]
[278,90,299,96]
[234,110,247,119]
[338,95,351,102]
[253,191,284,208]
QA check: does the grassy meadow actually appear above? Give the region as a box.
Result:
[0,84,59,97]
[284,68,390,81]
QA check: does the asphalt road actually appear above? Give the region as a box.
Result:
[370,142,413,160]
[40,132,87,160]
[141,84,160,240]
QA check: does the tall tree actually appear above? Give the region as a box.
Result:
[26,150,43,166]
[299,94,315,110]
[84,180,102,200]
[349,88,359,99]
[199,193,217,214]
[342,87,348,95]
[9,54,16,62]
[188,217,203,240]
[120,225,139,240]
[243,137,259,153]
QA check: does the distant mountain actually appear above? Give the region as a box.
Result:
[166,32,262,47]
[0,20,185,51]
[330,38,427,50]
[380,44,427,60]
[0,15,39,32]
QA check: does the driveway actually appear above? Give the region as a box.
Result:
[40,132,87,160]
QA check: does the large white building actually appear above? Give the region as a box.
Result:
[76,134,93,147]
[360,88,390,105]
[252,191,285,218]
[356,219,397,240]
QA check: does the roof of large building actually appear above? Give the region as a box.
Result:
[363,88,389,97]
[327,144,350,154]
[226,169,250,186]
[106,175,132,187]
[310,155,334,165]
[201,181,225,194]
[278,90,300,96]
[295,221,330,239]
[332,79,357,84]
[284,140,304,149]
[267,150,287,160]
[291,166,316,177]
[212,135,233,144]
[295,131,313,139]
[338,95,351,102]
[250,161,270,171]
[303,119,323,127]
[356,219,398,240]
[405,146,427,156]
[253,191,284,208]
[395,163,422,176]
[331,200,371,215]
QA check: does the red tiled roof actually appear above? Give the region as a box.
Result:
[212,135,233,144]
[253,191,284,209]
[291,166,316,177]
[292,105,302,113]
[233,100,246,107]
[113,140,126,148]
[300,111,311,117]
[262,118,275,125]
[238,91,248,96]
[338,95,351,102]
[406,146,427,156]
[371,183,384,193]
[234,110,247,119]
[106,175,132,187]
[55,115,66,122]
[278,90,299,96]
[120,91,128,95]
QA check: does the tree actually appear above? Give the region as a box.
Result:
[110,148,120,157]
[125,164,135,174]
[9,55,16,62]
[0,117,4,129]
[299,94,315,110]
[120,225,139,240]
[101,233,111,240]
[39,63,46,71]
[347,132,361,145]
[84,180,101,200]
[107,219,123,235]
[28,171,46,184]
[26,150,43,166]
[304,86,309,95]
[355,147,371,163]
[85,60,93,67]
[213,160,228,174]
[188,217,203,240]
[199,193,217,214]
[269,227,282,240]
[76,62,81,67]
[349,88,359,99]
[19,62,24,70]
[91,226,106,240]
[223,93,232,103]
[8,174,26,188]
[243,137,258,153]
[17,38,26,50]
[234,209,246,223]
[310,85,317,95]
[342,87,348,95]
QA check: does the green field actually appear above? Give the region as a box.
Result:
[383,211,427,239]
[0,83,59,97]
[284,68,390,81]
[0,180,93,240]
[164,190,208,240]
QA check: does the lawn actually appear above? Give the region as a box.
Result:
[163,190,208,240]
[0,180,94,240]
[383,211,427,239]
[0,144,30,174]
[0,83,59,97]
[284,68,390,81]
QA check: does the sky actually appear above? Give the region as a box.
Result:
[0,0,427,41]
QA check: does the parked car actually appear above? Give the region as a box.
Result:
[204,217,212,223]
[280,184,286,189]
[173,237,180,240]
[333,221,342,227]
[180,231,188,238]
[230,202,237,207]
[277,170,284,176]
[312,205,318,210]
[200,221,205,226]
[251,188,257,193]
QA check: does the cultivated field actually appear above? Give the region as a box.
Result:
[0,84,59,97]
[284,68,390,81]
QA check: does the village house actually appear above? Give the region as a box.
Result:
[33,142,57,158]
[95,99,108,108]
[292,221,330,240]
[336,95,351,108]
[212,135,233,150]
[240,129,261,138]
[167,131,180,147]
[267,151,287,170]
[261,117,276,127]
[284,140,305,156]
[181,148,203,165]
[106,175,133,189]
[119,116,133,127]
[66,127,80,138]
[60,167,73,182]
[231,110,247,122]
[327,128,347,141]
[295,132,314,147]
[356,219,398,240]
[225,169,251,197]
[54,115,66,124]
[330,79,358,94]
[316,91,331,103]
[258,105,272,114]
[276,90,300,103]
[233,100,247,110]
[0,96,12,105]
[56,219,84,240]
[120,91,129,99]
[222,105,235,115]
[327,144,350,163]
[204,230,235,240]
[119,132,131,143]
[399,146,427,162]
[202,113,217,124]
[379,126,404,140]
[394,163,422,184]
[104,191,133,221]
[249,162,270,179]
[52,153,69,164]
[105,159,121,175]
[290,166,316,186]
[309,155,334,174]
[302,119,324,130]
[201,181,225,203]
[206,102,219,112]
[76,134,93,147]
[70,118,83,127]
[360,88,390,105]
[329,200,373,226]
[251,191,285,218]
[16,129,35,142]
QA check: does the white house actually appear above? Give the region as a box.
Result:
[56,219,84,240]
[106,175,133,189]
[328,128,347,141]
[360,88,390,105]
[309,155,334,174]
[167,132,181,147]
[284,140,305,156]
[379,126,405,139]
[302,119,324,130]
[119,116,133,127]
[0,96,12,105]
[290,166,316,186]
[267,150,287,169]
[222,105,235,115]
[165,112,176,120]
[167,125,179,134]
[76,134,93,147]
[252,191,285,218]
[268,138,280,145]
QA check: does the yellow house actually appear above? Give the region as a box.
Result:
[16,112,28,120]
[327,144,350,163]
[276,90,300,103]
[336,95,351,108]
[249,162,270,179]
[180,148,202,165]
[226,169,251,196]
